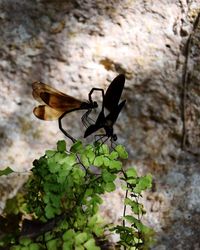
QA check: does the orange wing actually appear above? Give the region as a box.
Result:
[33,105,64,120]
[32,82,84,120]
[32,82,83,110]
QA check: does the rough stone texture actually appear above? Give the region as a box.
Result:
[0,0,200,249]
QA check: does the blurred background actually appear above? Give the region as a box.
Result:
[0,0,200,249]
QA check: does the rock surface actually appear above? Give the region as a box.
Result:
[0,0,200,249]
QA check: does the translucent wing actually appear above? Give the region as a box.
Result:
[33,105,65,120]
[32,82,83,111]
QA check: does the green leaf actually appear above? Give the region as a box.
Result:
[30,244,41,250]
[85,144,94,151]
[93,225,104,237]
[103,157,110,167]
[44,232,54,241]
[10,246,22,250]
[85,188,93,196]
[124,198,143,214]
[104,182,116,192]
[46,239,59,250]
[109,160,122,170]
[0,167,14,176]
[49,194,61,208]
[47,157,59,173]
[126,168,137,178]
[45,150,56,157]
[57,140,66,152]
[43,193,50,204]
[100,144,109,154]
[29,243,42,250]
[63,154,76,166]
[55,152,66,163]
[75,210,87,227]
[92,194,103,205]
[63,241,73,250]
[126,178,138,185]
[4,194,24,214]
[75,246,84,250]
[19,237,32,246]
[58,220,68,230]
[44,204,55,219]
[70,141,83,153]
[124,215,145,231]
[113,225,133,234]
[57,167,70,184]
[44,182,60,193]
[72,167,85,184]
[102,169,116,182]
[19,247,29,250]
[62,229,75,241]
[93,156,104,167]
[75,232,88,245]
[124,215,138,224]
[88,215,97,228]
[109,151,118,160]
[86,150,95,164]
[143,173,152,188]
[81,154,90,167]
[134,174,152,193]
[88,215,104,236]
[84,238,100,250]
[114,145,128,159]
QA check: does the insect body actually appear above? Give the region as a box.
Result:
[84,74,126,141]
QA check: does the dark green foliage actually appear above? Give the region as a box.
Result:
[0,166,14,176]
[0,140,154,249]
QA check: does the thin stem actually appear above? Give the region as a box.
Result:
[123,188,128,227]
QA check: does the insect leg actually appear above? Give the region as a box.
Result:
[88,88,105,105]
[58,114,77,143]
[81,109,95,127]
[110,138,117,149]
[94,134,107,143]
[81,88,105,128]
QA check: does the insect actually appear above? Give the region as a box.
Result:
[84,74,126,142]
[32,82,103,142]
